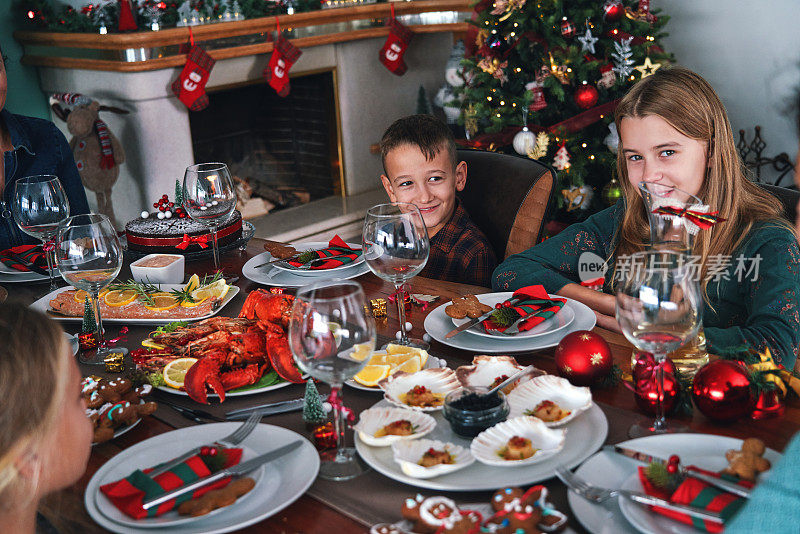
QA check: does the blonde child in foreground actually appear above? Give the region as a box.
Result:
[0,303,93,533]
[380,114,497,287]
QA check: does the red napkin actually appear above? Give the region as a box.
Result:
[483,285,566,333]
[286,235,361,270]
[0,244,47,272]
[100,448,242,519]
[638,466,752,532]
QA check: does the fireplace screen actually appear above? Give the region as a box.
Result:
[189,71,342,218]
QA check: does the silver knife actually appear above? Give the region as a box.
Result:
[225,399,304,420]
[444,297,520,339]
[142,440,300,510]
[612,445,751,498]
[619,489,724,523]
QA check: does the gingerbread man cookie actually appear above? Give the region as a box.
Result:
[445,295,493,320]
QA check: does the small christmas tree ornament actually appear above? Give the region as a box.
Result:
[265,33,303,97]
[602,0,625,22]
[512,109,536,156]
[602,177,623,205]
[527,132,550,160]
[634,56,663,79]
[612,37,635,79]
[552,143,571,171]
[303,379,327,426]
[692,360,755,422]
[82,297,97,333]
[554,330,613,386]
[560,17,576,38]
[597,63,616,89]
[574,83,599,109]
[577,24,599,54]
[562,185,593,212]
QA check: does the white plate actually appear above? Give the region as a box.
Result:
[345,355,447,392]
[85,423,319,534]
[355,398,607,491]
[269,241,365,276]
[30,284,240,325]
[91,415,143,447]
[569,434,782,534]
[451,292,575,339]
[424,295,596,353]
[0,269,52,283]
[243,251,370,288]
[65,332,78,355]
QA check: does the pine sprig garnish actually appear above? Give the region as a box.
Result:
[108,279,159,306]
[490,306,520,326]
[169,271,223,303]
[296,250,318,264]
[645,462,683,493]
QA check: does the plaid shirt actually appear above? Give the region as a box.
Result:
[420,201,497,287]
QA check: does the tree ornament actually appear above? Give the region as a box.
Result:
[602,177,623,205]
[751,388,784,420]
[577,25,599,54]
[513,128,536,156]
[554,330,613,386]
[525,80,547,112]
[692,360,755,422]
[174,179,183,205]
[632,353,680,416]
[527,132,550,160]
[604,122,620,153]
[634,56,662,79]
[82,297,97,333]
[561,185,593,212]
[574,83,599,109]
[626,0,657,23]
[552,143,571,171]
[560,17,576,38]
[602,0,625,22]
[611,37,635,79]
[598,63,616,89]
[303,379,327,425]
[478,58,509,84]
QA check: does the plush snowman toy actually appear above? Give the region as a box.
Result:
[434,41,467,124]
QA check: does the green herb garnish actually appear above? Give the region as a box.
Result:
[153,321,189,337]
[490,306,520,327]
[296,250,319,264]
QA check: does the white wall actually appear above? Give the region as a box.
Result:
[656,0,800,185]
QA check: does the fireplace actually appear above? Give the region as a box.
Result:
[188,70,342,217]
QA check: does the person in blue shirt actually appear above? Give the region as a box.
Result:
[0,44,90,250]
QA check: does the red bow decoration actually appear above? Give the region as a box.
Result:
[651,206,726,230]
[327,389,354,425]
[106,326,129,346]
[175,234,209,250]
[387,283,411,304]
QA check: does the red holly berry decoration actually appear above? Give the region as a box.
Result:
[692,360,755,422]
[632,352,680,416]
[602,0,625,22]
[574,83,599,109]
[554,330,613,386]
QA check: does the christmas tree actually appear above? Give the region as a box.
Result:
[302,379,326,425]
[82,297,97,333]
[457,0,671,215]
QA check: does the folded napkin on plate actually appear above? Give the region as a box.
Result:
[483,285,566,333]
[0,244,48,272]
[100,448,243,519]
[286,235,361,270]
[638,466,752,533]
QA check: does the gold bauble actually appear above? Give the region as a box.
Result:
[602,177,623,206]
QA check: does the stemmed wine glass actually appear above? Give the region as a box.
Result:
[182,163,236,273]
[289,280,376,481]
[363,203,430,349]
[12,175,70,290]
[616,250,702,437]
[56,214,123,364]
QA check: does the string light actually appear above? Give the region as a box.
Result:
[487,96,492,101]
[589,155,596,160]
[496,113,502,118]
[510,32,516,37]
[581,143,587,148]
[515,68,522,73]
[500,100,505,105]
[512,103,517,107]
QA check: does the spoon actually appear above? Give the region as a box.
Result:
[481,365,537,397]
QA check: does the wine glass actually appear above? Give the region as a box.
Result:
[615,250,702,437]
[289,280,376,481]
[56,214,123,364]
[12,175,70,290]
[363,203,430,349]
[182,162,236,273]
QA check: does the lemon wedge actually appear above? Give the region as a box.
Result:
[353,364,391,387]
[392,354,422,375]
[163,358,198,389]
[141,338,166,350]
[184,273,200,293]
[144,294,179,311]
[191,279,229,302]
[385,344,429,368]
[350,342,373,362]
[104,289,138,307]
[368,351,389,365]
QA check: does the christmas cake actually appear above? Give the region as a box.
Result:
[125,194,243,254]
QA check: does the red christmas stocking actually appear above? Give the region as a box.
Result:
[171,46,216,111]
[379,18,414,76]
[117,0,138,31]
[264,35,302,97]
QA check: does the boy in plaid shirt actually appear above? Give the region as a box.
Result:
[380,115,496,287]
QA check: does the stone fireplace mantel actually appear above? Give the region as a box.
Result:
[14,1,470,227]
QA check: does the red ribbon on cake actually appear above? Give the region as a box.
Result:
[175,234,209,250]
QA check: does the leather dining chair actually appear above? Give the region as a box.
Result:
[456,148,558,260]
[757,182,800,224]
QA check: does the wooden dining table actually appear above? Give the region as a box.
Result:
[9,237,800,534]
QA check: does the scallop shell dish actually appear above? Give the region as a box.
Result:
[506,374,592,426]
[455,355,543,393]
[379,368,461,412]
[353,406,437,447]
[391,438,475,479]
[470,416,566,467]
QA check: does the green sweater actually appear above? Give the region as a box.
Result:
[492,203,800,368]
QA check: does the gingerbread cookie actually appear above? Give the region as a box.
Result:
[401,494,482,534]
[177,477,256,516]
[722,437,771,481]
[263,240,298,259]
[83,376,158,444]
[484,486,567,533]
[445,295,492,320]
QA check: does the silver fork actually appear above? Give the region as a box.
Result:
[555,466,724,524]
[147,409,262,478]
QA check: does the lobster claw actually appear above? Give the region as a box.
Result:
[184,356,227,404]
[267,333,305,383]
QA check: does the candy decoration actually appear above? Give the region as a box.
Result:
[574,83,599,109]
[554,330,613,386]
[692,360,755,422]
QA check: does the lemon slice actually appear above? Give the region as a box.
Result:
[163,357,198,389]
[180,296,209,308]
[392,355,422,375]
[184,273,201,293]
[104,289,138,307]
[353,364,391,387]
[142,338,166,350]
[74,288,109,303]
[368,351,389,365]
[144,295,179,311]
[191,279,229,302]
[350,343,373,362]
[385,345,429,368]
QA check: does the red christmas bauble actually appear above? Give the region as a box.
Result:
[632,353,679,415]
[692,360,755,422]
[603,0,625,22]
[574,84,600,109]
[554,330,613,386]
